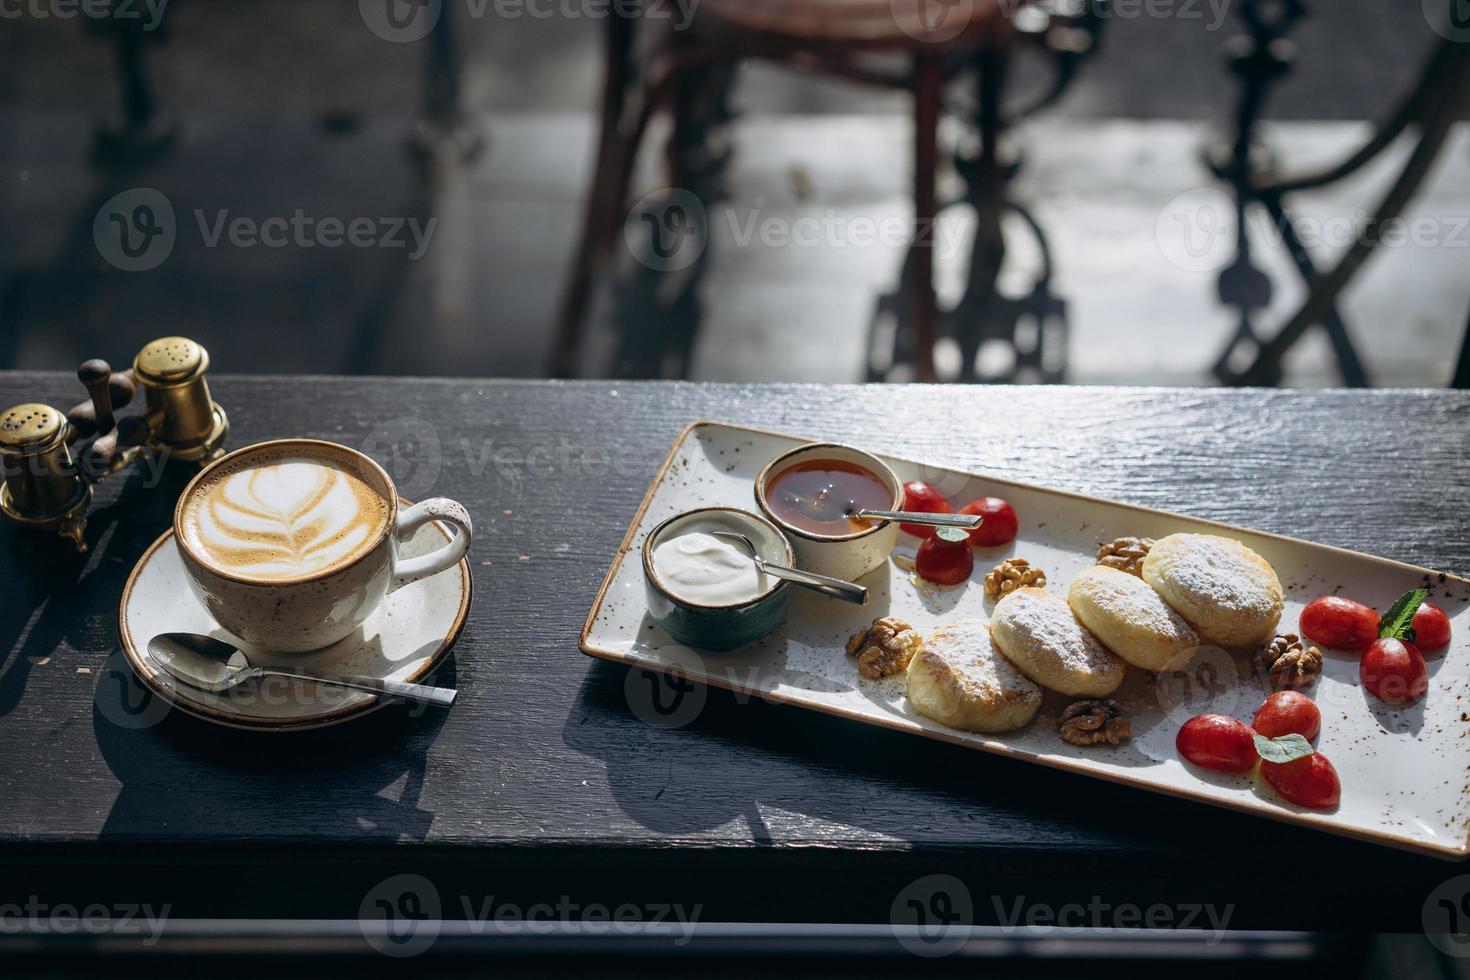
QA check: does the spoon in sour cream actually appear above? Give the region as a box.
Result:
[711,531,868,605]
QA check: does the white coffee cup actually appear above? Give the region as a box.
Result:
[173,438,473,652]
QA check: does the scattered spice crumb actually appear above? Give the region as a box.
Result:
[480,560,493,566]
[519,555,530,561]
[503,509,512,515]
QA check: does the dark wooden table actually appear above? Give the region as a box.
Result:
[2,375,1468,953]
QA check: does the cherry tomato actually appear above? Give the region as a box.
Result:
[1252,691,1321,741]
[1360,637,1428,705]
[900,481,952,538]
[1260,752,1340,810]
[959,496,1018,548]
[1412,602,1452,650]
[1176,714,1257,773]
[1300,596,1379,652]
[914,533,974,585]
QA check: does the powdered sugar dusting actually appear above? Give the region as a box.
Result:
[1148,533,1276,616]
[1079,566,1194,641]
[925,620,1041,707]
[993,588,1120,676]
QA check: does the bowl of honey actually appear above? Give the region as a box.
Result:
[754,443,902,581]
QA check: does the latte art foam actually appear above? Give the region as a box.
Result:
[181,451,390,580]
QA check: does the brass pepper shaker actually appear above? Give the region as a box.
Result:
[0,403,90,550]
[131,337,228,460]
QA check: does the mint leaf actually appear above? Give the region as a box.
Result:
[936,526,969,544]
[1253,733,1314,765]
[1379,587,1429,641]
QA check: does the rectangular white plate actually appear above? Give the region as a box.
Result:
[580,421,1470,858]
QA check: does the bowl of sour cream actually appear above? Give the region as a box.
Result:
[642,506,794,651]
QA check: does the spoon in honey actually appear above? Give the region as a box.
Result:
[711,531,868,605]
[847,506,982,530]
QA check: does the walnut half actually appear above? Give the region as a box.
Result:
[1096,537,1154,577]
[1254,633,1323,690]
[1058,698,1131,747]
[984,557,1047,599]
[845,616,923,679]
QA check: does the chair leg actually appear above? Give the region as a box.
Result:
[549,12,637,378]
[910,52,942,382]
[1454,305,1470,389]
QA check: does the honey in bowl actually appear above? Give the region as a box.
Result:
[766,459,893,535]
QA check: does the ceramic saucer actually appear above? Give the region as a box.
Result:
[118,516,471,732]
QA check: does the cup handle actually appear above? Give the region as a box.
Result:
[389,498,473,592]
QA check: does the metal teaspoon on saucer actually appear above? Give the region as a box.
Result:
[146,632,457,707]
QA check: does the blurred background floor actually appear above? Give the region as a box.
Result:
[2,1,1465,384]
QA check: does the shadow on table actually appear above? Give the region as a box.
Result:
[0,462,195,720]
[562,654,1190,849]
[90,643,459,843]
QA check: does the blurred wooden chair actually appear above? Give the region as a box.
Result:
[1455,309,1470,389]
[549,0,1020,380]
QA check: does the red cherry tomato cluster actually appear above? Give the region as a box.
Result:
[1299,588,1449,707]
[901,481,1019,585]
[1176,690,1340,810]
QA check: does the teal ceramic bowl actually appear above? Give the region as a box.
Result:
[642,507,793,652]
